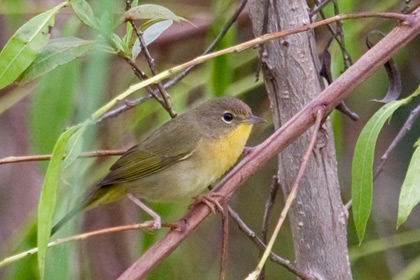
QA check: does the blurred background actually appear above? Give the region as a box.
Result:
[1,0,420,279]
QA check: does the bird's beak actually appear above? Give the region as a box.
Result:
[248,114,266,124]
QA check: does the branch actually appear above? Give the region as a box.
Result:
[92,11,412,121]
[116,8,420,279]
[219,204,229,280]
[228,207,315,280]
[0,149,126,165]
[102,0,247,121]
[129,20,177,118]
[163,0,248,89]
[0,222,174,268]
[373,102,420,179]
[259,175,280,280]
[251,108,324,278]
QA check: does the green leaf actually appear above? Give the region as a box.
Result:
[70,0,99,29]
[37,124,84,280]
[110,33,125,52]
[397,139,420,228]
[122,0,139,49]
[352,87,420,243]
[207,0,236,96]
[132,20,173,59]
[0,2,67,90]
[123,4,185,22]
[18,37,94,84]
[30,61,79,155]
[352,100,405,243]
[63,125,87,169]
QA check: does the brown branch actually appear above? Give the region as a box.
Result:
[0,149,126,165]
[129,20,177,118]
[96,12,412,123]
[163,0,248,89]
[346,102,420,208]
[97,0,247,122]
[254,109,324,276]
[96,96,152,123]
[116,8,420,279]
[118,53,173,117]
[373,102,420,179]
[228,207,315,280]
[317,1,353,69]
[259,175,280,280]
[310,0,332,17]
[0,221,174,268]
[219,204,229,280]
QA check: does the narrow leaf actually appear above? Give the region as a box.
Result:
[352,100,405,243]
[0,2,66,90]
[132,20,173,59]
[63,126,87,169]
[37,125,82,279]
[352,88,420,243]
[30,60,79,155]
[18,37,94,84]
[122,0,139,49]
[397,139,420,227]
[123,4,184,22]
[70,0,99,29]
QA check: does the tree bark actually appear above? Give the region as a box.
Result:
[248,0,353,279]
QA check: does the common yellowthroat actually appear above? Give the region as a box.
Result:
[51,97,264,235]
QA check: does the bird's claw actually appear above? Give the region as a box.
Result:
[142,217,161,232]
[191,193,225,213]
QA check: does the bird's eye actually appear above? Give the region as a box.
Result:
[222,112,233,123]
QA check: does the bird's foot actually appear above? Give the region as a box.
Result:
[142,216,162,232]
[191,193,225,213]
[127,193,162,232]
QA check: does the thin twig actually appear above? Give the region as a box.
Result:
[219,204,229,280]
[252,108,325,277]
[310,0,332,18]
[123,0,176,117]
[92,11,412,121]
[96,96,152,123]
[130,20,177,117]
[316,1,353,69]
[0,149,126,165]
[0,222,173,268]
[228,207,316,280]
[97,0,247,122]
[373,102,420,179]
[259,175,280,280]
[333,0,353,68]
[255,0,270,81]
[118,53,173,116]
[163,0,248,89]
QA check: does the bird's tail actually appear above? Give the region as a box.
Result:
[50,206,83,236]
[51,185,126,236]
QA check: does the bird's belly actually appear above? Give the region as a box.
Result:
[124,159,216,203]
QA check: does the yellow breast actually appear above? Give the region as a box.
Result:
[199,123,253,180]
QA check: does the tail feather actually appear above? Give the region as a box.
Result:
[51,185,126,236]
[50,206,82,236]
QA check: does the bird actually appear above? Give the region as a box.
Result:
[51,96,264,235]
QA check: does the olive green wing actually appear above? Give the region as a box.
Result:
[100,146,193,185]
[99,121,199,186]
